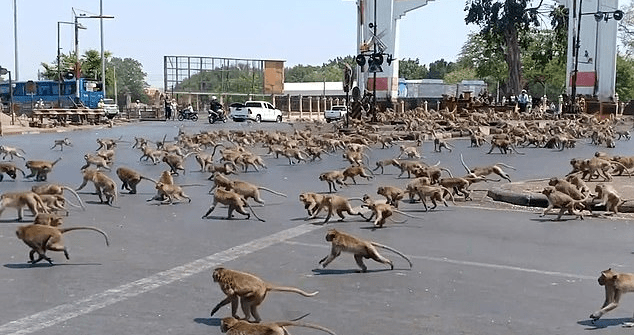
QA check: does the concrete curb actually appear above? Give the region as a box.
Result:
[487,188,634,213]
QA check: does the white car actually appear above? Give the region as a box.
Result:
[324,105,347,122]
[231,101,282,123]
[100,98,119,119]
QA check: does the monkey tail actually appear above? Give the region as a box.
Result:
[371,242,413,269]
[393,209,425,220]
[61,186,86,211]
[267,285,319,297]
[210,143,224,157]
[440,167,453,178]
[243,201,266,222]
[273,321,337,335]
[15,166,26,177]
[257,187,287,197]
[495,162,516,170]
[52,157,62,167]
[612,161,632,178]
[59,226,109,246]
[460,154,471,174]
[139,176,159,185]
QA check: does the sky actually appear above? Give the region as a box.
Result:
[0,0,476,89]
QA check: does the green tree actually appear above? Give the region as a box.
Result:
[465,0,543,95]
[427,59,455,79]
[398,58,428,79]
[616,54,634,101]
[109,57,148,104]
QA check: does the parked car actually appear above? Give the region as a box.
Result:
[101,98,119,119]
[231,101,282,122]
[228,102,244,119]
[324,105,347,122]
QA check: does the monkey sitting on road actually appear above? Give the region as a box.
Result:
[50,138,72,151]
[0,162,25,181]
[209,267,318,323]
[590,268,634,324]
[305,195,367,224]
[0,145,26,160]
[0,191,48,221]
[116,167,158,194]
[219,316,337,335]
[319,170,347,193]
[540,186,588,221]
[319,229,412,272]
[15,223,109,264]
[202,188,265,222]
[299,192,326,217]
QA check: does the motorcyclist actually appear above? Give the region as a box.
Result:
[209,96,224,119]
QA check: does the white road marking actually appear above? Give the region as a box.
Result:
[0,223,321,335]
[284,240,596,280]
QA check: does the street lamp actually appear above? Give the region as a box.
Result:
[58,20,85,107]
[72,9,114,105]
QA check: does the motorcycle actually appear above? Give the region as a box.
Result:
[208,109,227,124]
[177,108,198,122]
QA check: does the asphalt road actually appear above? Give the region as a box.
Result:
[0,119,633,335]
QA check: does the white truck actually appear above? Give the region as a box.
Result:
[324,105,347,122]
[231,101,282,123]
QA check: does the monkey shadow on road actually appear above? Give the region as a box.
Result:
[311,268,392,275]
[577,317,633,329]
[193,317,221,327]
[4,262,102,269]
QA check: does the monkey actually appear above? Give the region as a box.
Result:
[372,159,396,174]
[0,191,48,221]
[81,153,112,171]
[76,168,117,206]
[25,158,62,182]
[540,186,587,220]
[38,194,71,215]
[235,153,267,172]
[162,152,194,175]
[594,183,624,214]
[319,229,412,272]
[433,138,454,152]
[548,177,586,200]
[391,159,425,178]
[362,200,423,228]
[15,223,109,264]
[96,148,115,164]
[138,142,164,164]
[194,144,224,171]
[31,183,86,211]
[590,268,634,323]
[0,145,26,160]
[609,155,634,176]
[439,177,473,201]
[405,177,432,203]
[460,154,514,182]
[219,316,337,335]
[209,267,318,323]
[567,157,629,181]
[280,147,309,165]
[376,185,406,208]
[147,182,191,204]
[132,136,149,149]
[0,161,25,181]
[305,195,367,224]
[410,184,455,211]
[50,138,72,151]
[565,173,591,196]
[116,167,158,194]
[397,145,422,159]
[470,132,487,147]
[342,150,369,166]
[616,130,631,140]
[486,138,525,154]
[205,162,237,178]
[341,165,373,184]
[298,192,326,217]
[210,175,286,204]
[318,170,347,193]
[158,170,174,185]
[202,188,265,222]
[95,137,121,150]
[33,212,64,226]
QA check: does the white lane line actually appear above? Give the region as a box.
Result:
[0,223,321,335]
[284,240,596,280]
